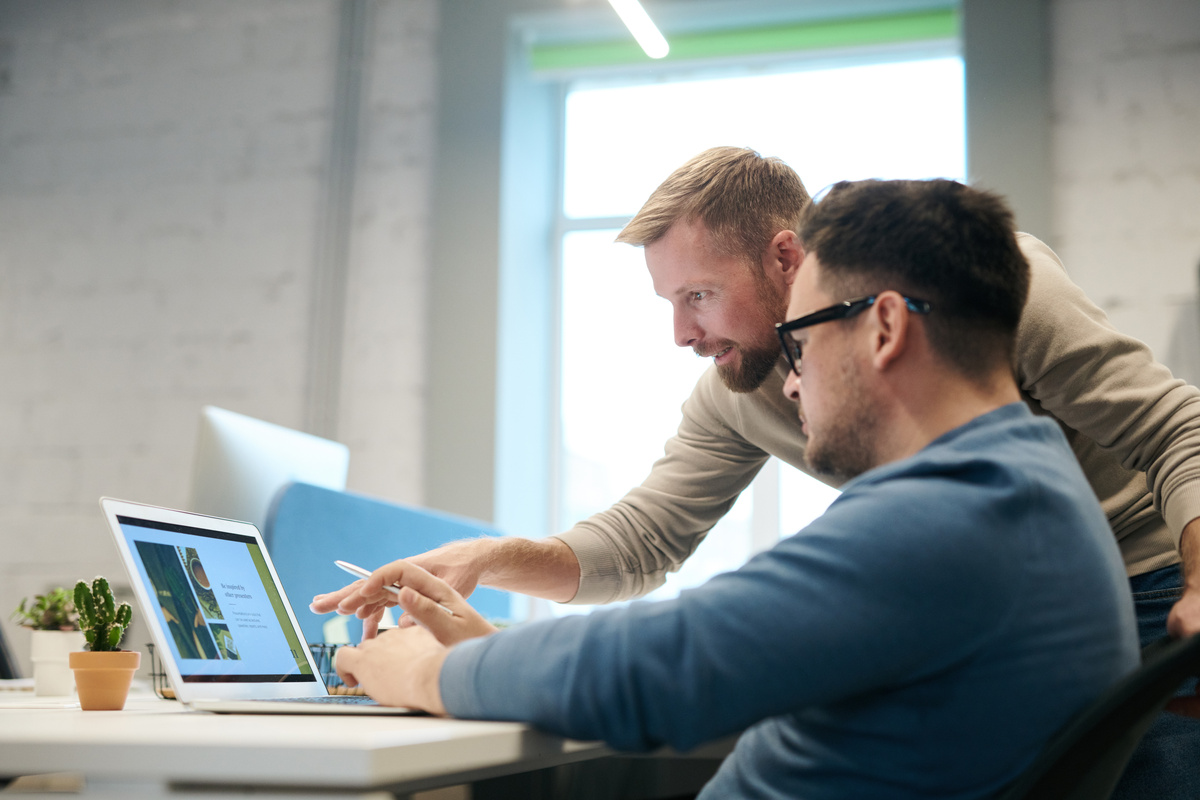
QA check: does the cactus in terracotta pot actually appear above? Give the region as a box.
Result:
[74,577,132,652]
[69,577,139,710]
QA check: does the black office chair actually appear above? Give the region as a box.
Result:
[0,624,20,680]
[996,633,1200,800]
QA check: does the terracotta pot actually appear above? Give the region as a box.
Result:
[68,650,141,710]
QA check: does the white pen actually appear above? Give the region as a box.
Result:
[334,560,455,616]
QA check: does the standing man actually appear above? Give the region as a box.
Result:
[326,179,1141,800]
[314,148,1200,798]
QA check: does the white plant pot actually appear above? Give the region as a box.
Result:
[30,629,85,696]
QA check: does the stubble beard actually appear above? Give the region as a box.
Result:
[804,358,878,482]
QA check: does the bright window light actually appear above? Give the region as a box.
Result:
[558,56,964,609]
[565,58,965,218]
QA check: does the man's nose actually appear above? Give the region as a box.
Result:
[783,370,801,402]
[674,308,702,348]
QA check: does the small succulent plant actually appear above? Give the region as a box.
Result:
[11,587,78,631]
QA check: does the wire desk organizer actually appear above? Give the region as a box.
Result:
[145,642,174,699]
[308,643,365,695]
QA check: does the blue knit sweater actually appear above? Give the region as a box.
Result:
[442,404,1140,799]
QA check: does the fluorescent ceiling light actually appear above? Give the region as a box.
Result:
[607,0,669,59]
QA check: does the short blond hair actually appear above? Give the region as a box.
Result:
[616,147,811,265]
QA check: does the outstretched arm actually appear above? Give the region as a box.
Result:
[403,535,582,603]
[310,535,581,638]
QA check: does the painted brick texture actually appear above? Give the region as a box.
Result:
[1051,0,1200,363]
[0,0,436,666]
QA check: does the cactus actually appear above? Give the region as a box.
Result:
[74,577,132,653]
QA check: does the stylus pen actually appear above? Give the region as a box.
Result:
[334,560,455,616]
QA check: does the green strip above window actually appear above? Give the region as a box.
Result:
[529,7,959,73]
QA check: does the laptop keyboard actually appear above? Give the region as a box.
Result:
[262,695,380,706]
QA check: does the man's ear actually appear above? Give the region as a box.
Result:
[764,230,804,287]
[868,292,911,372]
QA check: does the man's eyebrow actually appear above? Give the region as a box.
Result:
[671,281,717,297]
[654,277,722,301]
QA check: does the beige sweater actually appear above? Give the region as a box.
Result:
[557,234,1200,605]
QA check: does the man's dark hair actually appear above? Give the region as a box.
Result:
[799,179,1030,380]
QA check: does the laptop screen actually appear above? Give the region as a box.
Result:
[115,514,317,684]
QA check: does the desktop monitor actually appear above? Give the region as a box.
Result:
[188,406,350,538]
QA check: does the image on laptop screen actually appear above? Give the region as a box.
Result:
[115,514,316,685]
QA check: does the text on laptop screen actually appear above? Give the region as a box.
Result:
[116,515,315,683]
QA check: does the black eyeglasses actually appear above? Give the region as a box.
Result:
[775,294,931,376]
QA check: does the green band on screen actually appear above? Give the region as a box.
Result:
[248,544,314,676]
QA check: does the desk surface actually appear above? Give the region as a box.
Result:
[0,697,607,797]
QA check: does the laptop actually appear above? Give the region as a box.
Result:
[99,497,419,715]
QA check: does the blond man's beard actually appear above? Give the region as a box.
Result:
[716,272,790,394]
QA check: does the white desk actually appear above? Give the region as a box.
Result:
[0,697,609,799]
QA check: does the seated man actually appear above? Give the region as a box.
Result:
[320,179,1140,800]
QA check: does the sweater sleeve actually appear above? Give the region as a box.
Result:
[1015,234,1200,542]
[555,367,771,605]
[441,473,1027,753]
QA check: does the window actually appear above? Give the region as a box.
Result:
[555,58,965,607]
[437,1,1050,621]
[486,5,969,617]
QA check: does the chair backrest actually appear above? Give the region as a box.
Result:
[0,624,20,680]
[995,633,1200,800]
[265,482,512,645]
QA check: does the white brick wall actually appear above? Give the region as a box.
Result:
[0,0,437,671]
[1051,0,1200,365]
[340,0,437,501]
[0,0,1195,676]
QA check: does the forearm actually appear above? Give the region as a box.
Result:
[552,366,779,605]
[1180,519,1200,588]
[475,536,581,603]
[441,496,1007,752]
[1165,518,1200,638]
[439,576,788,752]
[559,439,770,604]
